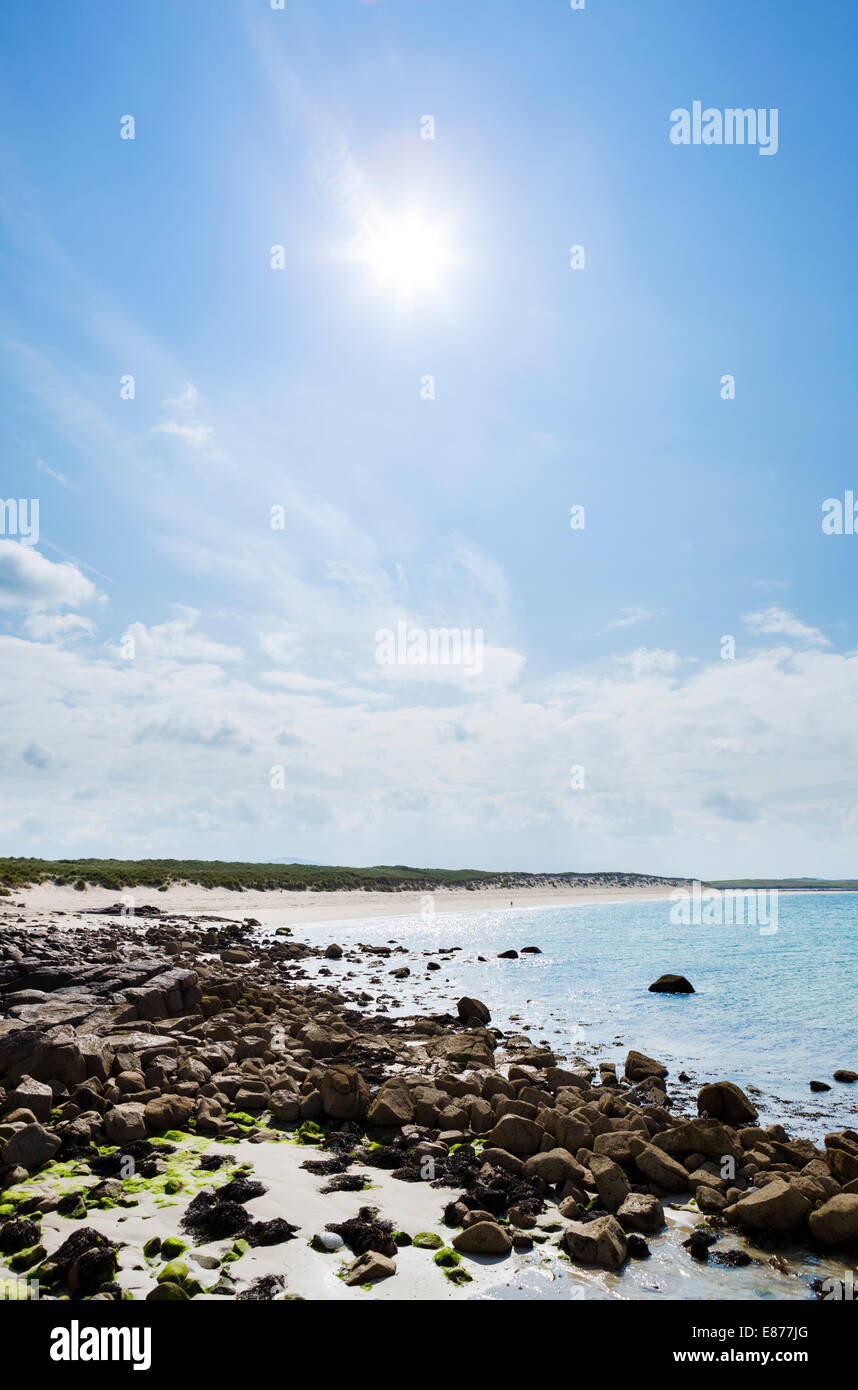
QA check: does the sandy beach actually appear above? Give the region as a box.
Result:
[9,881,679,928]
[2,886,857,1305]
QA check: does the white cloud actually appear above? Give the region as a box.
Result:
[119,609,241,664]
[615,647,681,677]
[1,624,856,877]
[151,420,216,448]
[165,383,199,409]
[743,605,829,646]
[23,612,96,641]
[600,607,664,633]
[0,542,100,611]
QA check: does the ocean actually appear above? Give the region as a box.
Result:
[295,890,858,1143]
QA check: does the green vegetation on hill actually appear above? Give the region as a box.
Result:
[705,879,858,891]
[0,857,683,894]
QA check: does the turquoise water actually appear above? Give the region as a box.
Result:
[295,891,858,1142]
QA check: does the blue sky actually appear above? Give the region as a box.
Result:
[1,0,856,876]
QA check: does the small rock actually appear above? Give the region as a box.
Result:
[311,1231,344,1253]
[452,1222,513,1256]
[344,1251,396,1285]
[563,1215,627,1270]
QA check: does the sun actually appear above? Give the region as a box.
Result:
[351,206,457,303]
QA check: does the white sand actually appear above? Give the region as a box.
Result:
[26,1132,839,1303]
[10,881,676,929]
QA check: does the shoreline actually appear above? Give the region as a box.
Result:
[2,892,856,1303]
[9,882,680,929]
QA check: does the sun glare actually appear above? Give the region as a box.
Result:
[351,207,456,303]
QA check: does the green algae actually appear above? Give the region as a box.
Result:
[433,1247,460,1268]
[9,1244,45,1273]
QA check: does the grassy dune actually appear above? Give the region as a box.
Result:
[0,857,683,894]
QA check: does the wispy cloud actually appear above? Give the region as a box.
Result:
[35,458,77,490]
[743,605,829,646]
[600,607,664,633]
[151,420,216,448]
[23,612,96,641]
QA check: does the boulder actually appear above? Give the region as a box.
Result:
[625,1050,668,1083]
[808,1194,858,1246]
[696,1185,728,1213]
[593,1131,639,1166]
[452,1221,513,1256]
[556,1115,593,1151]
[367,1079,415,1127]
[6,1030,114,1087]
[429,1032,495,1068]
[144,1094,195,1134]
[833,1070,857,1084]
[656,1117,742,1163]
[546,1066,590,1094]
[589,1152,630,1212]
[297,1023,333,1059]
[823,1134,858,1183]
[617,1192,665,1234]
[456,997,491,1026]
[726,1178,812,1233]
[635,1143,690,1192]
[522,1148,580,1184]
[319,1065,369,1121]
[104,1103,147,1144]
[563,1215,627,1270]
[648,974,694,994]
[487,1114,544,1157]
[1,1122,61,1171]
[412,1085,449,1127]
[2,1076,53,1123]
[697,1081,758,1125]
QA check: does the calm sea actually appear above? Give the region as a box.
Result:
[295,890,858,1142]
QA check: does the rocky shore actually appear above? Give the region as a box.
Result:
[1,901,857,1301]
